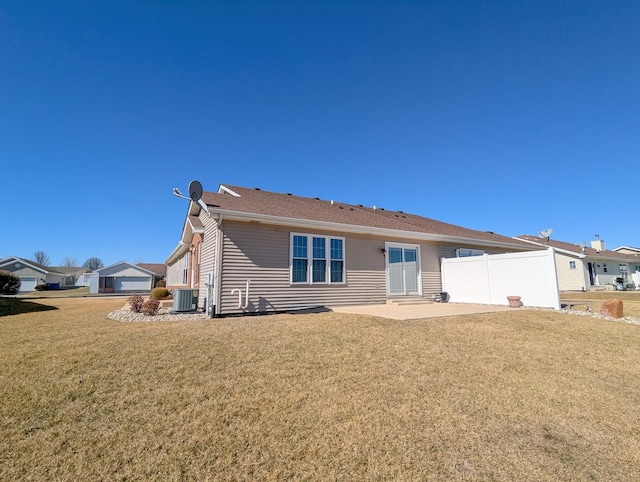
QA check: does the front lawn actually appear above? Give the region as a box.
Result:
[1,298,639,480]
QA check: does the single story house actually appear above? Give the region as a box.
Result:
[94,262,158,293]
[516,235,640,290]
[166,183,542,316]
[0,256,85,291]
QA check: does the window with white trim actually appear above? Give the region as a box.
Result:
[603,263,608,273]
[456,248,485,257]
[620,264,628,279]
[291,233,345,284]
[182,252,189,284]
[569,261,576,270]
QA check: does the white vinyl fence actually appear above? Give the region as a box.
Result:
[441,248,561,309]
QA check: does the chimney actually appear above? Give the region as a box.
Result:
[591,234,605,252]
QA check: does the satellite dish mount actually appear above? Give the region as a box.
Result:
[538,228,553,246]
[172,180,210,216]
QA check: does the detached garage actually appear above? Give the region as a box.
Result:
[95,262,155,293]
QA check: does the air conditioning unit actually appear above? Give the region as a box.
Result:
[173,289,199,312]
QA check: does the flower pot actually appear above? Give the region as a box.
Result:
[507,296,522,308]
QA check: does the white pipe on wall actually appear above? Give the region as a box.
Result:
[243,280,250,309]
[231,280,251,310]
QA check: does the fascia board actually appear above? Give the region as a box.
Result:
[165,242,189,265]
[556,249,586,259]
[96,262,157,276]
[218,185,241,197]
[513,237,586,259]
[212,209,538,251]
[0,257,49,274]
[177,216,205,255]
[613,246,640,253]
[588,254,638,263]
[187,217,205,234]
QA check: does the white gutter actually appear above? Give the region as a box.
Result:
[514,237,587,259]
[205,208,537,251]
[165,242,189,265]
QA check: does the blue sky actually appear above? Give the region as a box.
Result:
[2,1,639,267]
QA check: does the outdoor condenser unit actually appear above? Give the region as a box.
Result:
[173,289,199,312]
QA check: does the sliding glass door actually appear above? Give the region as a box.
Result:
[387,244,421,296]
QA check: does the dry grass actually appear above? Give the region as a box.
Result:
[2,298,640,480]
[16,287,91,298]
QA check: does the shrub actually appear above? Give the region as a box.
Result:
[35,284,48,291]
[141,298,160,316]
[156,280,166,288]
[150,287,170,300]
[0,270,21,295]
[128,294,144,313]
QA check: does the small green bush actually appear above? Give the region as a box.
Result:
[128,294,144,313]
[141,298,160,316]
[35,284,48,291]
[156,280,166,288]
[150,287,170,300]
[0,270,21,295]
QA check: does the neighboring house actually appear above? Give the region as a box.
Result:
[94,262,158,293]
[516,235,640,290]
[0,256,84,291]
[137,263,167,288]
[613,245,640,255]
[166,183,541,316]
[53,266,88,287]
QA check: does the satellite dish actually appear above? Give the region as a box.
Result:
[188,180,203,202]
[538,228,553,239]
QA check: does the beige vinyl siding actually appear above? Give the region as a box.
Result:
[166,256,187,287]
[4,266,45,279]
[219,222,387,314]
[554,252,587,291]
[196,212,218,308]
[217,222,532,314]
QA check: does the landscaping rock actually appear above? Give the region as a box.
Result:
[600,299,623,318]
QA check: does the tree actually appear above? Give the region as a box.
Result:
[33,251,50,266]
[83,257,104,271]
[63,257,78,267]
[0,270,21,295]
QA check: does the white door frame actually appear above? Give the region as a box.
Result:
[385,242,422,297]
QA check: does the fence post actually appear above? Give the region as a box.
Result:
[484,253,493,305]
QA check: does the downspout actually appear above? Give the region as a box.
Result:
[189,245,195,289]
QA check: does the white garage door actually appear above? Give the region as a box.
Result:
[19,277,38,292]
[116,277,151,291]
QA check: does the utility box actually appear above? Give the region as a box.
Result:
[173,289,199,312]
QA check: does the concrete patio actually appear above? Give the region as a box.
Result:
[329,302,514,321]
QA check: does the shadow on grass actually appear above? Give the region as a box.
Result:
[0,298,58,317]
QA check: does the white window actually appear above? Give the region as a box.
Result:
[182,253,189,284]
[603,263,608,273]
[456,248,485,257]
[291,233,345,284]
[620,264,628,279]
[569,261,576,270]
